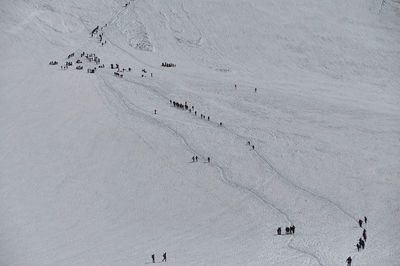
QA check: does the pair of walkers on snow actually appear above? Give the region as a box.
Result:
[151,252,166,263]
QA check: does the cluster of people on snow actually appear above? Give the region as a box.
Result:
[91,24,108,46]
[85,53,100,64]
[276,225,295,235]
[345,216,368,265]
[114,72,123,78]
[141,68,152,77]
[161,62,176,67]
[111,64,132,72]
[60,61,73,70]
[356,217,367,251]
[49,61,58,65]
[151,252,166,263]
[170,100,191,110]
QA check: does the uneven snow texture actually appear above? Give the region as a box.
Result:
[1,0,399,265]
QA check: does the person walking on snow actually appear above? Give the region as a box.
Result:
[364,216,367,224]
[154,109,157,114]
[346,256,352,265]
[358,219,363,228]
[207,157,210,163]
[290,225,295,234]
[359,238,365,249]
[363,229,367,241]
[162,252,167,262]
[277,227,281,235]
[152,254,155,263]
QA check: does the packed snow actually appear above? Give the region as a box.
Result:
[1,0,399,265]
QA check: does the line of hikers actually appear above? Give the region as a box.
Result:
[151,252,166,263]
[161,62,176,67]
[346,216,368,265]
[170,100,191,110]
[277,225,295,235]
[356,216,367,252]
[191,156,211,163]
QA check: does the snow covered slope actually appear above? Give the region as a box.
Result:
[1,0,399,265]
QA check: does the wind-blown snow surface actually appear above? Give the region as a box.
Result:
[1,0,399,265]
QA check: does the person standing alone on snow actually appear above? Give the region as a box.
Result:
[162,252,167,262]
[152,254,155,263]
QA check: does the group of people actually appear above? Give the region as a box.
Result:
[170,100,191,110]
[111,64,132,73]
[346,216,368,265]
[49,61,58,65]
[91,25,107,46]
[191,156,210,163]
[114,72,123,78]
[161,62,176,67]
[356,217,367,252]
[169,99,223,129]
[247,141,255,150]
[151,252,166,263]
[276,225,295,235]
[60,61,73,70]
[85,53,100,64]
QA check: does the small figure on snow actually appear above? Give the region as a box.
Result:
[154,109,157,114]
[290,225,295,234]
[162,252,167,262]
[252,145,255,150]
[356,243,360,252]
[152,254,155,263]
[346,256,352,265]
[277,227,281,235]
[364,216,367,224]
[285,227,290,234]
[358,219,363,228]
[359,238,365,249]
[195,156,198,162]
[207,157,210,163]
[363,229,367,241]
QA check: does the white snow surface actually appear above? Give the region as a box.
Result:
[1,0,400,265]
